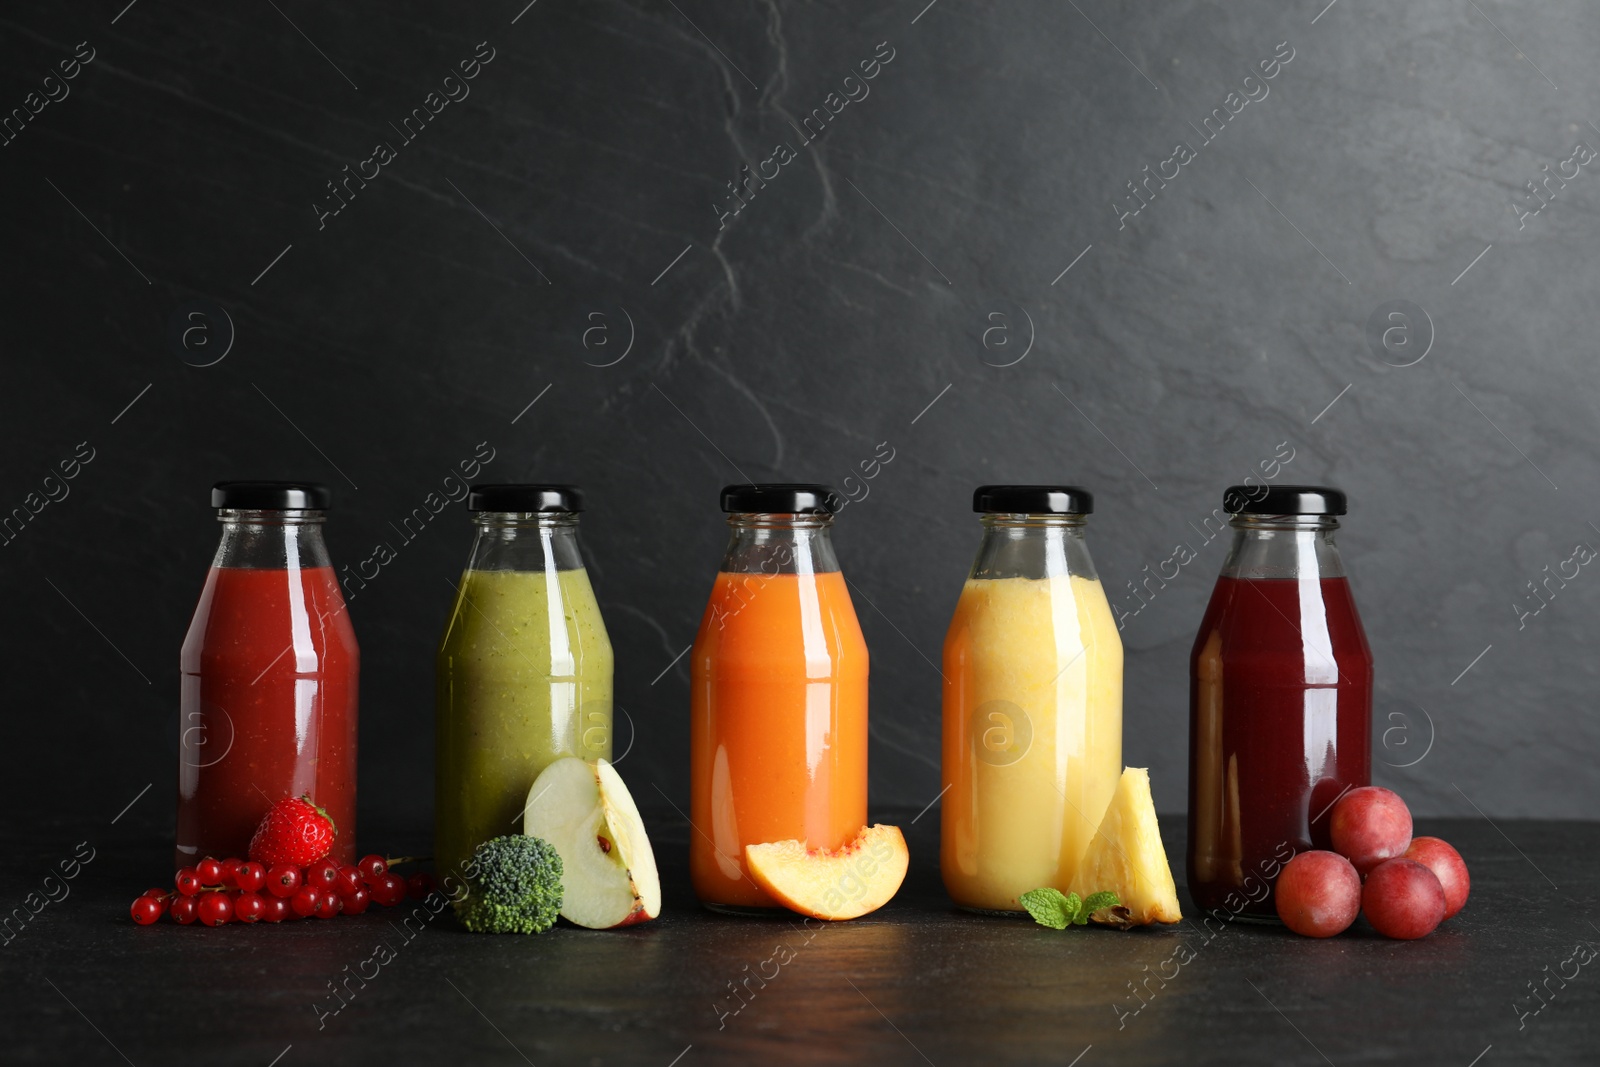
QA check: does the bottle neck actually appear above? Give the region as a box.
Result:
[1220,514,1346,580]
[466,512,585,572]
[212,509,332,569]
[970,514,1098,581]
[719,513,839,575]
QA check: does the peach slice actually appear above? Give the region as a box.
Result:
[744,824,908,921]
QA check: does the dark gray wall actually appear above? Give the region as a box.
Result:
[4,0,1596,832]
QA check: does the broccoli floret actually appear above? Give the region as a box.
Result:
[455,834,563,934]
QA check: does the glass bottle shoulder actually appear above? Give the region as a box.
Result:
[440,565,611,658]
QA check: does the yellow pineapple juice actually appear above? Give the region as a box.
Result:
[940,573,1123,911]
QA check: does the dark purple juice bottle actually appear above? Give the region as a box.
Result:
[1188,485,1372,920]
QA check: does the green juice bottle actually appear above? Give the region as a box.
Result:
[435,485,614,881]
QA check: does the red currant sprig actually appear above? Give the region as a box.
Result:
[134,852,436,926]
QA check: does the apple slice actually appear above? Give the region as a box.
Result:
[745,824,908,921]
[524,757,661,929]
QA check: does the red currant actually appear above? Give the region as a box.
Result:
[130,896,163,925]
[342,885,370,915]
[406,872,437,900]
[358,854,389,883]
[196,857,224,885]
[197,892,233,927]
[290,886,321,918]
[169,895,199,924]
[266,864,303,898]
[219,858,244,887]
[234,861,267,893]
[141,887,167,899]
[174,867,202,896]
[305,859,340,890]
[337,867,364,897]
[314,890,342,919]
[261,896,291,923]
[371,872,406,907]
[234,892,266,923]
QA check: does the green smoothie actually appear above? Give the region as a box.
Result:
[435,566,613,880]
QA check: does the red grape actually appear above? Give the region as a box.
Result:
[130,896,164,925]
[174,867,202,896]
[196,857,224,885]
[266,864,303,898]
[234,861,266,893]
[234,892,266,923]
[358,854,389,883]
[169,895,199,924]
[1330,786,1413,876]
[1274,850,1361,937]
[1362,858,1445,939]
[290,886,321,918]
[342,885,370,915]
[261,896,291,923]
[305,859,341,890]
[197,892,234,927]
[1404,837,1470,920]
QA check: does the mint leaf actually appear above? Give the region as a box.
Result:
[1023,888,1124,930]
[1020,887,1072,930]
[1081,890,1121,922]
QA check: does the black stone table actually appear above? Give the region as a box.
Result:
[4,812,1595,1066]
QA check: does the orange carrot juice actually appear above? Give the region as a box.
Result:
[690,558,869,910]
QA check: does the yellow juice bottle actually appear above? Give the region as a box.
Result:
[940,485,1123,912]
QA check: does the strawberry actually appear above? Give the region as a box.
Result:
[248,795,336,867]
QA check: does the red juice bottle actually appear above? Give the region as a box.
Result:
[1187,485,1371,921]
[176,482,359,868]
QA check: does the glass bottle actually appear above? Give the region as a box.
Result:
[941,486,1123,912]
[689,484,869,912]
[177,481,359,868]
[1187,484,1373,920]
[435,485,613,883]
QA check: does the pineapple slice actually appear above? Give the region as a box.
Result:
[1067,767,1182,925]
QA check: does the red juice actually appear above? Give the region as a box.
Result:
[1187,575,1371,918]
[177,565,358,867]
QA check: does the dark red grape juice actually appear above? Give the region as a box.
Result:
[1188,575,1372,918]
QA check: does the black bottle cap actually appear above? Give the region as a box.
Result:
[211,481,330,509]
[1224,484,1347,515]
[720,484,842,514]
[467,484,584,513]
[972,485,1093,515]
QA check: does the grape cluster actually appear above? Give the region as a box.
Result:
[130,854,437,927]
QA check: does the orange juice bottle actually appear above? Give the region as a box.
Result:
[689,484,869,912]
